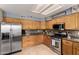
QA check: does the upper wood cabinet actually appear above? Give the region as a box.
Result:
[46,12,79,30]
[56,16,65,24]
[40,21,46,29]
[20,19,41,30]
[65,13,79,29]
[46,20,52,29]
[65,13,77,29]
[20,19,33,29]
[46,16,65,29]
[32,21,41,29]
[4,17,21,24]
[4,17,41,30]
[47,19,57,29]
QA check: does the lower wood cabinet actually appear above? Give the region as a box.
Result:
[62,39,73,55]
[22,34,51,48]
[43,35,51,47]
[22,35,43,48]
[62,39,79,55]
[73,42,79,55]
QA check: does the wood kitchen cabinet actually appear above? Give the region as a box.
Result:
[62,39,73,55]
[62,38,79,55]
[4,17,21,24]
[20,19,29,29]
[40,21,46,29]
[32,21,41,29]
[21,19,35,29]
[47,19,57,29]
[43,35,51,47]
[22,35,43,48]
[73,42,79,55]
[21,19,41,30]
[46,16,65,29]
[65,12,79,30]
[4,17,41,30]
[65,13,77,29]
[46,12,79,30]
[56,16,65,24]
[46,20,51,29]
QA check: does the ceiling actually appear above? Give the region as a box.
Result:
[0,4,75,17]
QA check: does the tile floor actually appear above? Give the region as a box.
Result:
[14,44,58,55]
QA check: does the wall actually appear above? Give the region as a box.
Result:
[0,9,3,21]
[3,11,45,21]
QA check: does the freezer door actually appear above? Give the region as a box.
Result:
[1,24,11,54]
[11,25,22,52]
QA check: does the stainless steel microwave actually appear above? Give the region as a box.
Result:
[53,24,65,30]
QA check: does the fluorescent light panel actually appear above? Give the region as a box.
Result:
[41,5,63,15]
[32,4,51,13]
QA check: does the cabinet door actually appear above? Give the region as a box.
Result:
[47,20,52,29]
[21,19,33,29]
[4,17,14,23]
[34,35,43,44]
[65,13,77,29]
[40,21,46,29]
[22,36,35,48]
[62,39,73,55]
[32,21,40,29]
[4,17,20,24]
[76,13,79,30]
[43,35,51,47]
[56,16,65,24]
[28,20,33,29]
[47,19,57,29]
[22,35,43,48]
[21,19,28,29]
[73,42,79,55]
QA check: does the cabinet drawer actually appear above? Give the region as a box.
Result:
[73,42,79,47]
[62,40,73,46]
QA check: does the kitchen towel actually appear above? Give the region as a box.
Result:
[52,39,55,46]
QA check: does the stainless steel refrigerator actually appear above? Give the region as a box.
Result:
[0,23,22,55]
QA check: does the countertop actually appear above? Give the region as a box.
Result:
[62,38,79,43]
